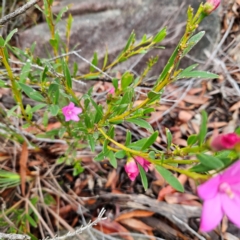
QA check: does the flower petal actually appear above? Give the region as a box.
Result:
[64,115,71,121]
[221,193,240,228]
[200,195,223,232]
[71,115,80,122]
[221,160,240,185]
[197,175,220,200]
[69,102,75,108]
[73,107,82,114]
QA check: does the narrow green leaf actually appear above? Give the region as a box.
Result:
[55,6,68,24]
[147,91,161,104]
[25,214,37,228]
[166,128,172,150]
[94,151,105,161]
[182,31,205,58]
[49,105,59,116]
[153,27,167,43]
[126,118,153,133]
[63,62,72,89]
[123,31,135,52]
[190,163,213,173]
[19,61,31,83]
[196,153,224,169]
[4,28,18,46]
[103,48,108,69]
[19,83,45,102]
[198,110,208,145]
[90,52,98,72]
[141,131,158,151]
[177,70,219,80]
[138,164,148,190]
[48,83,59,104]
[125,130,132,146]
[0,79,9,88]
[187,134,198,146]
[115,150,126,159]
[108,151,117,168]
[121,72,134,90]
[87,135,95,152]
[155,165,184,192]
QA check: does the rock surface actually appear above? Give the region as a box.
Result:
[18,0,221,76]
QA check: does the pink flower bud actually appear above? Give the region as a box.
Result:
[108,87,115,95]
[203,0,221,14]
[134,156,151,172]
[124,158,139,181]
[210,133,240,151]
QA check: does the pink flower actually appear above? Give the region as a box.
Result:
[108,87,115,95]
[124,158,139,181]
[203,0,221,14]
[134,156,151,172]
[210,133,240,151]
[62,102,82,122]
[197,160,240,232]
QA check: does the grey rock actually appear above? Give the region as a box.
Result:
[18,0,221,77]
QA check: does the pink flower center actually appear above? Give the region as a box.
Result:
[67,110,72,115]
[219,182,235,199]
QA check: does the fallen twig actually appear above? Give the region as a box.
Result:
[0,0,40,25]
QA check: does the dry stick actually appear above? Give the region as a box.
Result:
[0,0,40,25]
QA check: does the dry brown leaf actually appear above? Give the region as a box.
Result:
[164,192,198,204]
[94,220,134,240]
[172,138,187,146]
[105,169,118,188]
[183,95,208,104]
[119,218,153,232]
[19,142,28,196]
[178,110,193,122]
[207,122,228,128]
[0,153,10,162]
[115,210,154,222]
[229,101,240,111]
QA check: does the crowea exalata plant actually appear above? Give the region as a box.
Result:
[1,0,237,234]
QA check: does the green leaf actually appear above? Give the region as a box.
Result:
[198,110,208,145]
[125,130,132,145]
[4,28,18,46]
[177,70,219,80]
[19,61,31,83]
[128,138,148,150]
[138,164,148,190]
[90,52,98,72]
[148,151,155,159]
[49,105,59,116]
[115,150,126,159]
[25,214,37,228]
[48,83,59,104]
[103,48,108,69]
[141,131,158,151]
[182,31,205,58]
[63,61,72,88]
[55,6,68,24]
[94,151,105,161]
[187,134,198,146]
[40,66,48,83]
[155,43,179,86]
[123,31,135,52]
[196,153,224,170]
[190,163,213,173]
[147,91,161,104]
[126,118,153,133]
[0,79,9,88]
[121,72,134,90]
[166,128,172,150]
[87,135,95,152]
[19,83,45,102]
[107,151,117,168]
[155,165,184,192]
[153,27,167,43]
